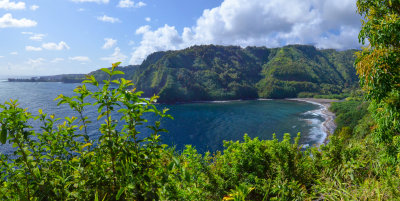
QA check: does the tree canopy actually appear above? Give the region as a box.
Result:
[356,0,400,152]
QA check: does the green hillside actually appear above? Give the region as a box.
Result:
[89,64,139,81]
[129,45,358,102]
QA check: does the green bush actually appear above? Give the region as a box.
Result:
[0,63,173,200]
[330,100,369,133]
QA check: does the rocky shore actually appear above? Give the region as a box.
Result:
[287,98,339,144]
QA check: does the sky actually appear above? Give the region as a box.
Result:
[0,0,362,76]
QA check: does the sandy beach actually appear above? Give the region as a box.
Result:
[287,98,339,144]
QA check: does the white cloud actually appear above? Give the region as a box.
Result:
[69,56,90,62]
[117,0,133,8]
[10,51,17,55]
[30,5,39,11]
[316,26,360,50]
[71,0,109,3]
[0,56,4,58]
[129,0,362,65]
[21,32,46,41]
[27,58,45,66]
[30,33,45,41]
[42,41,70,50]
[102,38,117,49]
[101,47,127,63]
[0,13,37,28]
[51,58,64,63]
[130,25,183,64]
[0,0,25,10]
[137,2,146,7]
[117,0,146,8]
[25,46,42,51]
[77,8,85,12]
[145,17,151,22]
[30,34,46,41]
[97,15,121,23]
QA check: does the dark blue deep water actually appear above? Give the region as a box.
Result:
[0,81,326,154]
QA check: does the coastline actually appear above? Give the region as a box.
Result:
[287,98,338,144]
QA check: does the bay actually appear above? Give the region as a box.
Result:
[0,81,325,154]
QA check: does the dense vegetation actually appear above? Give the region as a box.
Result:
[1,0,400,200]
[131,45,358,103]
[89,65,139,82]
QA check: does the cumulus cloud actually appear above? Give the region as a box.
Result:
[129,0,362,65]
[42,41,70,50]
[145,17,151,22]
[130,25,183,64]
[25,46,42,51]
[30,5,39,11]
[117,0,146,8]
[101,47,127,63]
[0,0,25,10]
[0,13,37,28]
[97,15,121,23]
[69,56,90,62]
[71,0,109,3]
[102,38,117,49]
[10,51,17,55]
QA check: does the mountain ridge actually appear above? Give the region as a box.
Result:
[130,44,358,103]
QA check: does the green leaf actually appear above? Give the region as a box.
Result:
[95,191,99,201]
[116,187,125,200]
[100,68,112,75]
[1,125,7,144]
[54,94,64,101]
[81,142,92,150]
[97,113,105,120]
[111,80,120,85]
[112,62,121,68]
[111,70,124,76]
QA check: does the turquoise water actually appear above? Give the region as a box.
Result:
[0,81,325,154]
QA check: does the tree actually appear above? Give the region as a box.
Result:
[356,0,400,157]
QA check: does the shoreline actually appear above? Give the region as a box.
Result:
[287,98,338,145]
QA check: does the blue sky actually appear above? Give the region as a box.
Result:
[0,0,361,76]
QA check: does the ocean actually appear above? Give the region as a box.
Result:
[0,81,327,154]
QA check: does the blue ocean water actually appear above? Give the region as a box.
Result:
[0,81,326,154]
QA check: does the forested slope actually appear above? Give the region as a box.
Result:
[128,45,358,102]
[89,64,139,81]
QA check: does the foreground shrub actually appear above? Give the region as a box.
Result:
[0,63,172,200]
